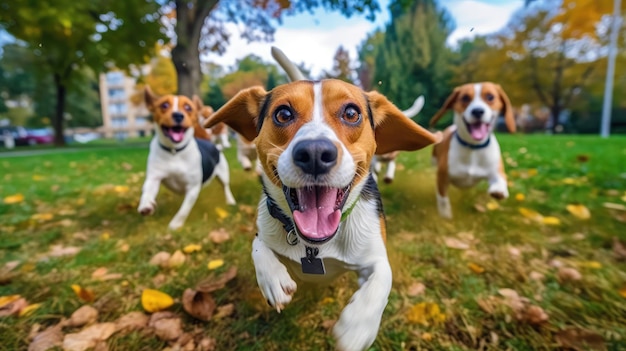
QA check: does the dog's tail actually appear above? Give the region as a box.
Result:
[402,95,425,118]
[271,46,306,82]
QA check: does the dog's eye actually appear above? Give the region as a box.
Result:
[273,106,295,126]
[461,94,471,103]
[183,104,193,112]
[160,102,170,110]
[340,104,362,126]
[485,93,495,102]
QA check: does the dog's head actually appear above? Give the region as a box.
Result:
[144,86,204,144]
[204,79,441,243]
[430,82,515,142]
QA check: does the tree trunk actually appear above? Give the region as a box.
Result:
[173,42,201,97]
[550,105,561,134]
[53,73,67,146]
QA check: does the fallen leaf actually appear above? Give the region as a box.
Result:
[28,324,63,351]
[148,312,183,341]
[66,305,99,328]
[183,244,202,254]
[566,204,591,220]
[619,286,626,299]
[115,311,149,333]
[149,251,171,268]
[0,295,28,317]
[486,201,499,211]
[214,303,235,319]
[182,289,216,321]
[62,322,117,351]
[71,285,95,303]
[406,302,446,326]
[527,168,538,176]
[407,282,426,297]
[196,266,238,293]
[91,268,108,280]
[31,213,54,222]
[554,327,606,351]
[197,337,217,351]
[557,267,582,282]
[100,232,110,240]
[444,237,469,250]
[214,207,229,220]
[141,289,174,313]
[3,193,24,204]
[603,202,626,211]
[473,203,486,213]
[113,185,129,194]
[421,332,433,341]
[579,261,602,269]
[121,162,133,171]
[515,193,525,201]
[576,154,589,162]
[168,250,186,268]
[47,245,81,258]
[207,259,224,270]
[521,304,549,325]
[208,228,230,244]
[518,207,543,222]
[542,216,561,226]
[19,303,41,317]
[468,262,485,274]
[612,237,626,261]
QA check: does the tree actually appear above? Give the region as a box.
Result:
[166,0,381,97]
[0,1,165,145]
[357,29,385,90]
[366,0,455,124]
[216,54,288,100]
[324,46,355,83]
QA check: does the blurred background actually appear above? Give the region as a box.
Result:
[0,0,624,148]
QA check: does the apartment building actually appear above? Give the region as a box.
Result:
[98,71,152,139]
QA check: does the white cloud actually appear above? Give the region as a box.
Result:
[444,0,522,45]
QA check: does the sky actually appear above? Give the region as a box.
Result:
[205,0,525,76]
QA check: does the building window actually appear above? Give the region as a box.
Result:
[111,118,128,128]
[109,103,127,116]
[106,72,124,85]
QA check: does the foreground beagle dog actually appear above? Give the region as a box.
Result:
[138,87,236,230]
[371,95,425,184]
[203,48,441,350]
[430,82,515,219]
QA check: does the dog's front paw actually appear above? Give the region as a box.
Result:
[138,200,156,216]
[168,217,185,231]
[488,183,509,200]
[256,265,297,313]
[334,301,381,351]
[436,194,453,219]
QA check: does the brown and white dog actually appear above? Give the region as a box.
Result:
[430,82,515,219]
[200,106,232,148]
[203,47,441,351]
[138,87,236,230]
[371,95,425,184]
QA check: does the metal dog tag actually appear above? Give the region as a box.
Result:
[301,246,325,275]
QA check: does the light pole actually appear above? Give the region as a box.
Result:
[600,0,622,138]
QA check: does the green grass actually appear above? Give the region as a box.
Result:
[1,135,625,350]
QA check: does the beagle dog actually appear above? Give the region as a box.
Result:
[138,87,236,230]
[203,47,441,351]
[430,82,515,219]
[200,106,232,148]
[371,95,425,184]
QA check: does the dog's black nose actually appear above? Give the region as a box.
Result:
[172,112,184,124]
[470,108,485,119]
[292,139,338,176]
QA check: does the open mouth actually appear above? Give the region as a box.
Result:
[283,183,351,244]
[465,121,490,141]
[162,125,188,143]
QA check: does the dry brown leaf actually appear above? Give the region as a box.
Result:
[443,237,469,250]
[208,228,230,244]
[182,289,216,321]
[168,250,186,268]
[91,268,108,280]
[197,337,217,351]
[71,285,96,303]
[149,251,171,268]
[0,296,28,317]
[214,303,235,319]
[195,266,238,293]
[407,282,426,297]
[321,319,336,330]
[521,305,549,325]
[473,203,486,213]
[603,202,626,211]
[148,312,183,341]
[555,327,606,351]
[62,322,117,351]
[115,311,149,334]
[557,267,582,282]
[28,324,63,351]
[66,305,99,328]
[47,245,81,258]
[612,237,626,261]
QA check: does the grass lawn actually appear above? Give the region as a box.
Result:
[1,134,625,350]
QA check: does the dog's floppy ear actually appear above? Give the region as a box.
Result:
[429,88,460,128]
[203,86,267,142]
[144,86,158,112]
[367,91,442,155]
[496,84,516,133]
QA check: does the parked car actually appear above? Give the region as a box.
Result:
[21,128,54,145]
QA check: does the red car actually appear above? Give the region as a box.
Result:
[22,129,54,145]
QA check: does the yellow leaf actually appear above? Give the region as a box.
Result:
[562,177,577,185]
[515,193,525,201]
[207,259,224,270]
[527,169,538,177]
[215,207,228,220]
[486,201,499,211]
[320,297,335,305]
[114,185,129,194]
[620,287,626,298]
[31,213,54,221]
[141,289,174,313]
[518,207,543,222]
[566,204,591,220]
[406,302,446,326]
[0,295,21,308]
[32,175,45,181]
[621,195,626,203]
[542,216,561,226]
[3,194,24,204]
[421,332,433,341]
[580,261,602,269]
[19,303,41,317]
[71,284,95,302]
[183,244,202,254]
[468,262,485,274]
[100,232,111,240]
[76,198,86,206]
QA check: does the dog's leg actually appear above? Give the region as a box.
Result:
[238,148,253,172]
[219,132,231,148]
[251,236,297,312]
[334,259,392,351]
[436,167,453,219]
[383,160,396,184]
[138,176,161,216]
[168,184,201,230]
[215,153,236,205]
[488,158,509,200]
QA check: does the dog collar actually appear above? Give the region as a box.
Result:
[158,141,190,154]
[455,131,490,149]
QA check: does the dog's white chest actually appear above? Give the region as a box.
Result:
[448,137,501,188]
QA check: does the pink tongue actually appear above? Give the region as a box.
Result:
[168,129,185,143]
[293,187,341,241]
[469,123,489,140]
